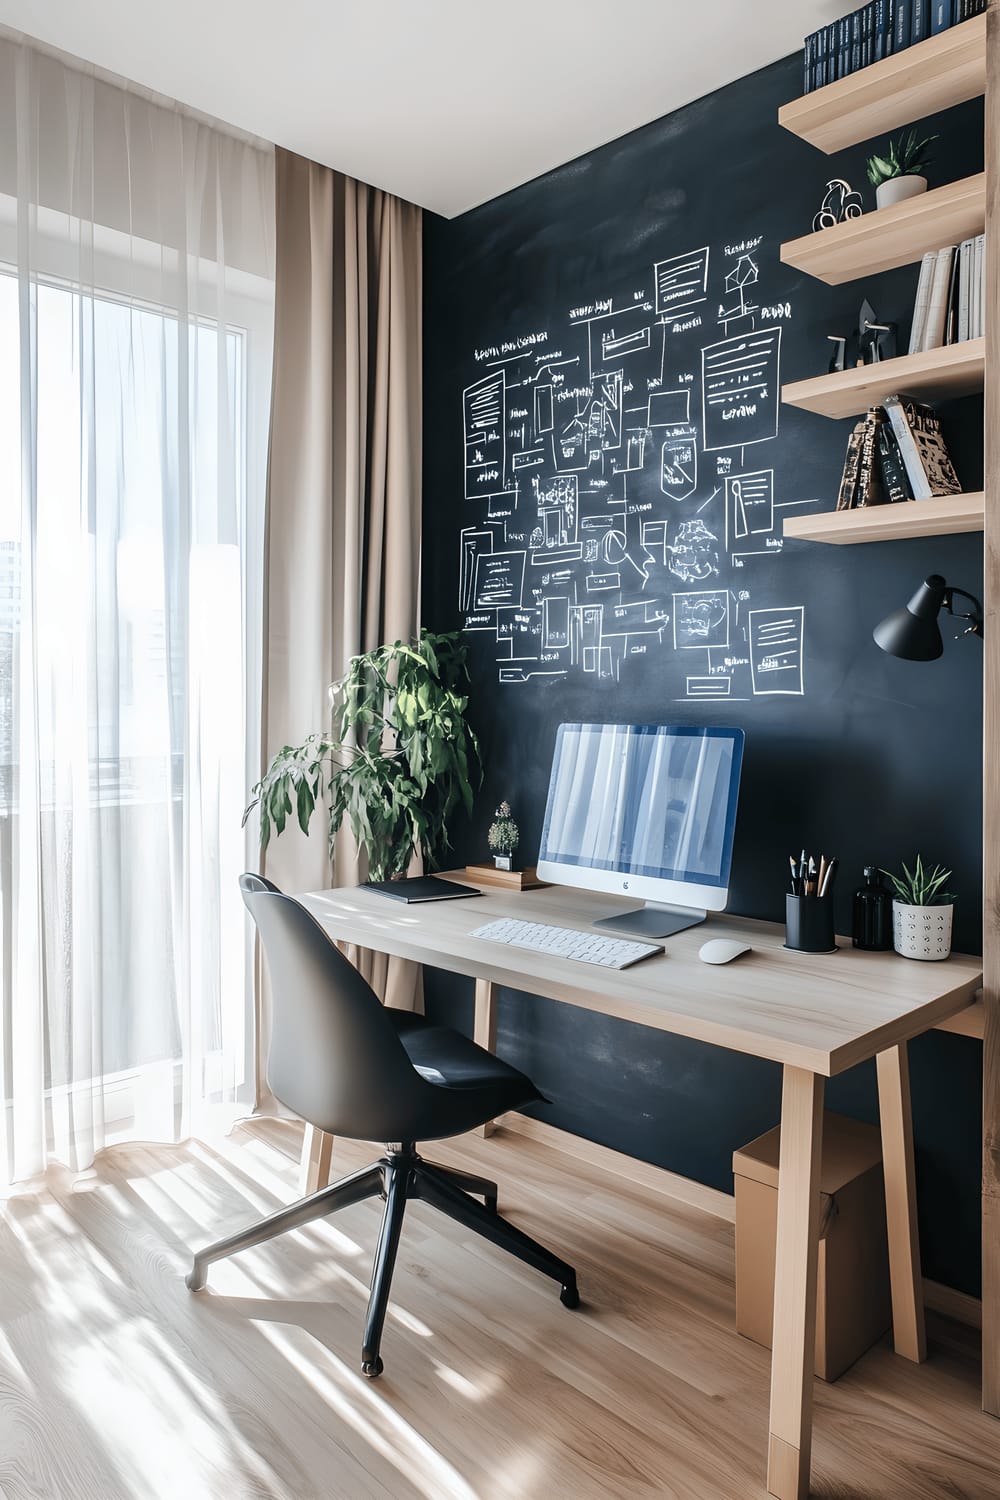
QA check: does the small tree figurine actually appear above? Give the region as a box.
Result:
[488,801,519,871]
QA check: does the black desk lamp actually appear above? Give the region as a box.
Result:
[873,573,984,661]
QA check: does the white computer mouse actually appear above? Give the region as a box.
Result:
[698,937,752,965]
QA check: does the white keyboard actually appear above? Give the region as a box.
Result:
[470,917,662,969]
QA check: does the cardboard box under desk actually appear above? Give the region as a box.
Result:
[733,1112,892,1382]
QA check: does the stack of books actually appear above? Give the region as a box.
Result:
[908,237,985,354]
[836,395,962,509]
[804,1,987,94]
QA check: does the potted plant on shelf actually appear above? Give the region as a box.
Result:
[487,801,520,871]
[867,130,938,210]
[882,855,955,962]
[245,630,481,883]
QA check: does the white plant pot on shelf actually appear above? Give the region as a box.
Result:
[892,900,953,961]
[875,174,928,210]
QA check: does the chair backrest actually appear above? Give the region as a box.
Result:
[240,874,427,1140]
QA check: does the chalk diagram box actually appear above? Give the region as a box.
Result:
[654,247,710,319]
[726,470,775,545]
[686,676,732,698]
[749,606,804,695]
[701,330,781,451]
[463,371,506,495]
[672,590,731,650]
[472,551,526,609]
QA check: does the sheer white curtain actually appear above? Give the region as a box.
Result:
[0,34,274,1181]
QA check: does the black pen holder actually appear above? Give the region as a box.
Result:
[785,894,837,954]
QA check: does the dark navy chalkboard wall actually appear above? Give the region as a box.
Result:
[421,53,985,1296]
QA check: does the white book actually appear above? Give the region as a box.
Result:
[958,238,973,343]
[908,251,937,356]
[971,234,983,340]
[921,246,956,352]
[883,397,932,500]
[977,233,986,340]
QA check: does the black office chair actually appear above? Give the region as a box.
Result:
[186,873,579,1377]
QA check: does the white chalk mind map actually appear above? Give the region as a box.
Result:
[459,236,811,698]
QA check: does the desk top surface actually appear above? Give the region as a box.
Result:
[300,879,982,1077]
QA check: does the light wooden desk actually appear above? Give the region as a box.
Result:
[301,880,982,1500]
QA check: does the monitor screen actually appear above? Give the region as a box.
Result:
[538,723,743,890]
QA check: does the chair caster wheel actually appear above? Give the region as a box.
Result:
[185,1269,206,1292]
[560,1283,580,1309]
[362,1357,384,1379]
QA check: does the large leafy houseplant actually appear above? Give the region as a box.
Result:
[246,630,481,883]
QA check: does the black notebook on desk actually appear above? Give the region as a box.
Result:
[365,876,483,904]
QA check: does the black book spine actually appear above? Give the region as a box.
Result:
[863,2,876,64]
[804,31,814,93]
[885,0,898,53]
[895,0,912,50]
[930,0,950,30]
[943,243,961,344]
[851,8,863,71]
[840,15,852,77]
[911,0,930,42]
[878,423,915,502]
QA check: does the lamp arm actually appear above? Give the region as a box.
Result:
[943,586,985,638]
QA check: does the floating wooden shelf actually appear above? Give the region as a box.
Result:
[781,174,986,285]
[783,492,985,544]
[779,13,987,152]
[782,337,985,419]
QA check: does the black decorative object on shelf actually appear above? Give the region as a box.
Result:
[857,297,897,365]
[827,335,848,373]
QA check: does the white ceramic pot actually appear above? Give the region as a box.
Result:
[876,175,927,210]
[892,900,953,961]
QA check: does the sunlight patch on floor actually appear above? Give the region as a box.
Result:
[255,1319,482,1500]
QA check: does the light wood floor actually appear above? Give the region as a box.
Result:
[1,1119,998,1500]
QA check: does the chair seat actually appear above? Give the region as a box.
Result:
[386,1010,541,1137]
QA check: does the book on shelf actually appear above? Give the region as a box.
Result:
[878,421,915,502]
[972,233,985,340]
[856,408,888,507]
[942,243,960,346]
[906,239,984,352]
[922,245,957,352]
[908,251,937,354]
[834,396,961,512]
[883,395,962,499]
[838,419,868,510]
[895,0,912,52]
[802,0,985,92]
[957,237,973,341]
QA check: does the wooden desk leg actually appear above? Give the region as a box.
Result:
[300,1124,335,1196]
[474,979,498,1138]
[767,1065,824,1500]
[876,1043,927,1363]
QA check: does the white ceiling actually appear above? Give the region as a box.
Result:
[0,1,848,218]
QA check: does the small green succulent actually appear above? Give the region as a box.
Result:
[881,855,955,907]
[866,130,937,188]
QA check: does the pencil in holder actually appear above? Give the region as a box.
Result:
[785,894,837,954]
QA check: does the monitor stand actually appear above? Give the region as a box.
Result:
[592,903,707,940]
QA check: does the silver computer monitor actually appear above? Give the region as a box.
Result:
[536,722,745,939]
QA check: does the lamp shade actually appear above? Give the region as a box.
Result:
[873,574,946,661]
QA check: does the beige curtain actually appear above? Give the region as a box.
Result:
[257,149,423,1100]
